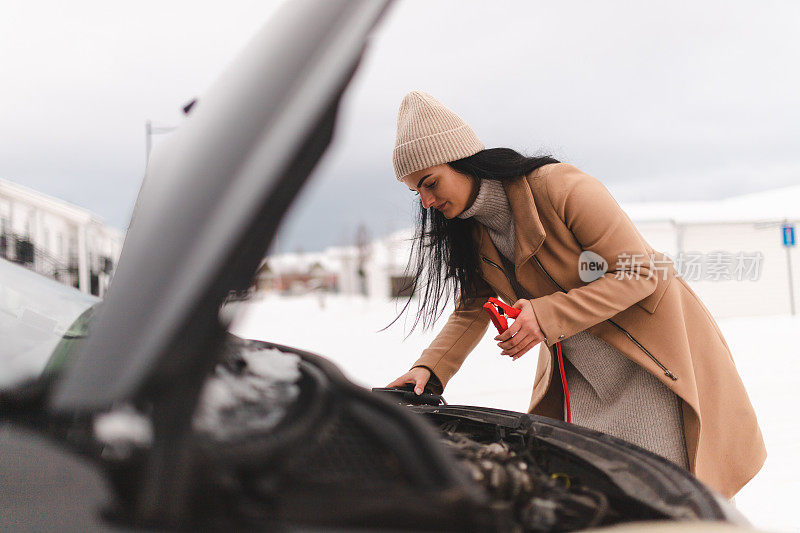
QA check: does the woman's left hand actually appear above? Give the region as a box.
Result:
[495,299,545,360]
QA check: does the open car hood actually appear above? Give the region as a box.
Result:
[51,0,392,412]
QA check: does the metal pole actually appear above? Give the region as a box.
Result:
[145,120,152,168]
[785,220,796,315]
[786,247,795,315]
[134,120,177,232]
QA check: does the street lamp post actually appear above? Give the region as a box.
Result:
[130,120,177,231]
[145,120,177,168]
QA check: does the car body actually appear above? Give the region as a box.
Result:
[0,0,748,530]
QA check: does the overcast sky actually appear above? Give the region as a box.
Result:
[2,1,799,253]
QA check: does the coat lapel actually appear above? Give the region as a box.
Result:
[502,176,546,272]
[475,175,547,302]
[476,223,515,301]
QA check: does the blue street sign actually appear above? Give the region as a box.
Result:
[782,224,795,247]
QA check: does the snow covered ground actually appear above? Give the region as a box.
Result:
[228,293,800,532]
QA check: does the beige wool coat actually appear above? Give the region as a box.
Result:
[411,162,766,499]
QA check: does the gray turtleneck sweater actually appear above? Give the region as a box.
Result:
[458,178,689,470]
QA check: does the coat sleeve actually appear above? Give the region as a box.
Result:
[529,165,659,347]
[410,280,494,392]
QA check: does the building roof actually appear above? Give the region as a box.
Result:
[620,184,800,225]
[0,178,102,225]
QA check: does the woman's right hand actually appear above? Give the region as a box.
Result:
[386,367,431,396]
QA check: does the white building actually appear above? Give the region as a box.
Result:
[258,247,358,295]
[262,230,416,299]
[622,184,800,318]
[0,178,124,296]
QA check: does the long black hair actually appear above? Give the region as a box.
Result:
[386,148,559,334]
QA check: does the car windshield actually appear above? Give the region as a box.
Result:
[0,258,98,389]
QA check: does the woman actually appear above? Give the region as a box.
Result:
[386,91,765,499]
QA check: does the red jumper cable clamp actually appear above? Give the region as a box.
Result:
[483,296,572,423]
[482,297,520,332]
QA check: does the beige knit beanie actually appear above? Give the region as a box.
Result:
[392,91,484,181]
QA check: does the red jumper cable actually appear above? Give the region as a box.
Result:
[483,297,571,423]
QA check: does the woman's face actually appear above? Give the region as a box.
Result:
[400,164,477,219]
